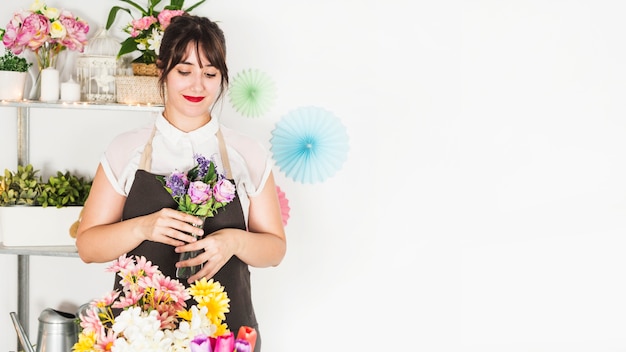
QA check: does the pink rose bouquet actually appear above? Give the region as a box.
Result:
[0,0,89,69]
[105,0,206,64]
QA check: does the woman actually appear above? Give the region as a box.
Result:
[76,15,286,351]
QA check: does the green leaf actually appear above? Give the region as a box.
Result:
[106,6,132,29]
[120,0,152,15]
[117,37,139,58]
[184,0,206,12]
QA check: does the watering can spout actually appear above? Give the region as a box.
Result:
[10,312,36,352]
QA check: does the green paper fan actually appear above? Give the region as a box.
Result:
[228,68,276,118]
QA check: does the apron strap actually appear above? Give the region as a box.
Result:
[138,123,233,179]
[216,129,233,179]
[138,125,157,171]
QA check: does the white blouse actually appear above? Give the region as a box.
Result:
[100,113,273,224]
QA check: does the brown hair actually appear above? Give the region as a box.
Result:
[156,14,229,107]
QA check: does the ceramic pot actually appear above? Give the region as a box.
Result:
[0,71,27,100]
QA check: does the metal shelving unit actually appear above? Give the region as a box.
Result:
[1,99,162,348]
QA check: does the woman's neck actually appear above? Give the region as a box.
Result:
[162,108,212,132]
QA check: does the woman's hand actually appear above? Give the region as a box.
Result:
[174,228,236,283]
[141,208,205,246]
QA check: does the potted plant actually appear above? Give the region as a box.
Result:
[0,50,32,100]
[0,164,92,246]
[105,0,206,71]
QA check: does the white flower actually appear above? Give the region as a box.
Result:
[165,306,216,352]
[147,28,163,55]
[111,307,173,352]
[42,6,60,20]
[29,0,45,12]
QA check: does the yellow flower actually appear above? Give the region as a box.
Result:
[188,277,225,298]
[197,291,230,323]
[213,321,229,337]
[50,20,66,39]
[73,331,96,352]
[177,308,192,321]
[189,278,230,325]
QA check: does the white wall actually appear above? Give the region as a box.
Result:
[1,0,626,351]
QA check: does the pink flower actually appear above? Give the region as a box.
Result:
[96,290,121,307]
[213,179,236,203]
[112,290,143,309]
[58,14,89,52]
[188,181,212,204]
[213,332,234,352]
[141,273,190,307]
[2,11,28,53]
[78,305,105,333]
[95,329,118,352]
[132,255,160,277]
[130,16,157,37]
[158,9,185,29]
[20,13,51,52]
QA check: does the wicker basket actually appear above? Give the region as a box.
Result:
[115,76,162,104]
[132,63,159,76]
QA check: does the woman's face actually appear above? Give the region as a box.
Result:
[164,44,222,120]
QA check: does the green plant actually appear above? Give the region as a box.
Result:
[37,171,92,207]
[105,0,206,64]
[0,51,32,72]
[0,164,42,205]
[0,164,92,207]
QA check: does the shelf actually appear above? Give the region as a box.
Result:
[0,243,79,257]
[0,99,163,112]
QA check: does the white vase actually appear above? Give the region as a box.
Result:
[0,71,27,100]
[40,67,59,102]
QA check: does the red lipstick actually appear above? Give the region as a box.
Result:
[183,95,204,103]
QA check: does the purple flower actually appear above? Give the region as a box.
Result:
[213,179,236,203]
[234,339,251,352]
[166,171,188,197]
[190,334,212,352]
[195,154,211,179]
[188,181,211,204]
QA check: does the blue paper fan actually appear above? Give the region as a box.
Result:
[270,106,349,184]
[228,68,276,118]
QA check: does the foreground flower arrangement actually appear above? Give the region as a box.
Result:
[72,255,256,352]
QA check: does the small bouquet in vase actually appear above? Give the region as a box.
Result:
[157,154,236,278]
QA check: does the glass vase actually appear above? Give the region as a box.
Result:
[176,216,206,279]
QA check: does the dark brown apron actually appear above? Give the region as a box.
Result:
[114,126,260,350]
